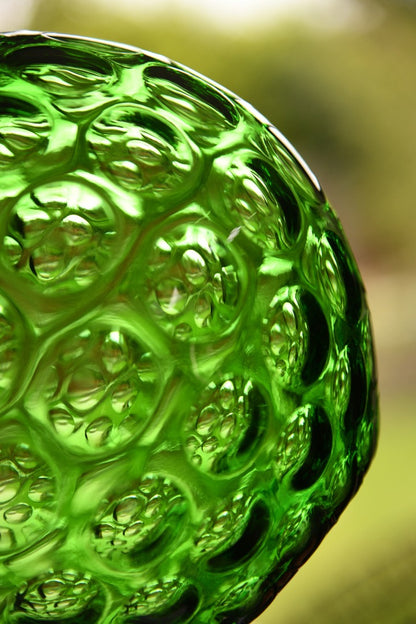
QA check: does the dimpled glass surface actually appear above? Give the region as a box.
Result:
[0,32,377,624]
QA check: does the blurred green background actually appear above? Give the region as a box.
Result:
[1,0,415,621]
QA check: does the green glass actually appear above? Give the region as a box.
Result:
[0,31,377,623]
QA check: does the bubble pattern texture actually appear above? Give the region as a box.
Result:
[0,32,378,624]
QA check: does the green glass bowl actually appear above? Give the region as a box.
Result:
[0,31,377,624]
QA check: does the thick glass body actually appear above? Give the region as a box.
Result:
[0,32,377,624]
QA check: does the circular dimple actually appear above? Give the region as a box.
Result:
[111,380,137,414]
[124,581,198,622]
[143,64,239,139]
[291,405,332,491]
[329,346,351,419]
[215,576,262,615]
[277,504,313,559]
[219,380,236,411]
[0,425,56,555]
[324,456,351,506]
[49,408,75,438]
[264,287,329,388]
[66,366,106,412]
[4,502,32,524]
[343,345,369,439]
[207,500,269,572]
[28,476,54,503]
[155,277,188,316]
[15,570,99,619]
[87,104,197,202]
[0,464,20,503]
[325,230,363,324]
[299,291,330,386]
[196,405,219,436]
[264,288,307,388]
[4,180,118,293]
[13,443,40,472]
[274,405,312,480]
[356,416,377,475]
[184,376,267,474]
[193,492,251,558]
[218,155,301,251]
[145,221,243,341]
[93,474,186,564]
[181,249,207,287]
[316,234,347,318]
[260,124,326,205]
[101,330,129,376]
[85,416,113,447]
[28,323,164,456]
[0,95,49,168]
[59,214,92,246]
[113,495,144,524]
[303,230,363,324]
[6,43,113,92]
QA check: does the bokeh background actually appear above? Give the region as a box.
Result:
[1,0,415,622]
